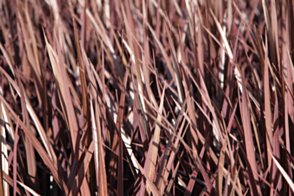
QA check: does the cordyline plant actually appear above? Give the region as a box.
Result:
[1,0,294,195]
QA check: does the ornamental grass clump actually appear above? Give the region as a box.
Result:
[1,0,294,195]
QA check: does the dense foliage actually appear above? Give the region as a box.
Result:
[1,0,294,195]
